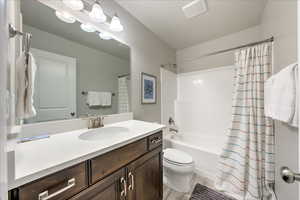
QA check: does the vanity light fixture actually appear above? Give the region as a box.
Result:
[99,32,112,40]
[80,23,96,32]
[55,11,76,23]
[110,15,124,32]
[89,3,107,23]
[62,0,84,11]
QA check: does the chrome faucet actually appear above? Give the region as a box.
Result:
[88,116,104,129]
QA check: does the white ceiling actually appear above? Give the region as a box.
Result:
[115,0,267,50]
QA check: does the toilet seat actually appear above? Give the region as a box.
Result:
[163,148,193,166]
[164,158,193,166]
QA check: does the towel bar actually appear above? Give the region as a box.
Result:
[81,91,115,96]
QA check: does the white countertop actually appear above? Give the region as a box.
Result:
[8,120,165,189]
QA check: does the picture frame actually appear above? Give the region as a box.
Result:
[141,72,157,104]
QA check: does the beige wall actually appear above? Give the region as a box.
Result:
[261,1,298,199]
[176,25,262,73]
[102,0,176,122]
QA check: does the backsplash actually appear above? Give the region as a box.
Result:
[17,112,133,139]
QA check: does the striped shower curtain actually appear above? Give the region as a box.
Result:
[216,43,275,200]
[118,76,130,113]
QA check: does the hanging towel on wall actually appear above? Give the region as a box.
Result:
[87,91,101,107]
[87,91,112,107]
[264,63,298,127]
[101,92,112,107]
[16,52,37,119]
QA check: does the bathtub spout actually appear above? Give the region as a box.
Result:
[169,127,179,133]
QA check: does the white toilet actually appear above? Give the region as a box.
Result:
[163,148,194,193]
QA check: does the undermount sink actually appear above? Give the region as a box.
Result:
[79,127,130,141]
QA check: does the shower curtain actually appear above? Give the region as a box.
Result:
[216,43,275,200]
[0,0,8,199]
[118,76,130,113]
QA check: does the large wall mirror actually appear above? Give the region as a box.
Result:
[20,0,131,124]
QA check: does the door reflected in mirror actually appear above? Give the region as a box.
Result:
[21,0,131,124]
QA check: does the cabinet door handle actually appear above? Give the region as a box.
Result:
[128,172,134,191]
[151,137,162,144]
[38,178,76,200]
[120,177,127,198]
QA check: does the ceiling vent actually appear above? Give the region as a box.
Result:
[182,0,208,19]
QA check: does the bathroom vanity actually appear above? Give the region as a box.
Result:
[8,120,164,200]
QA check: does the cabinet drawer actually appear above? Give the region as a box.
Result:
[91,138,147,184]
[148,132,162,151]
[19,162,88,200]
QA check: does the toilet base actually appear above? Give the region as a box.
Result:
[163,166,194,193]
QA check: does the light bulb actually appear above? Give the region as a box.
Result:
[55,11,76,23]
[62,0,84,11]
[80,23,96,32]
[89,3,107,23]
[99,32,113,40]
[110,15,124,32]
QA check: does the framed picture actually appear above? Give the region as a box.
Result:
[141,72,157,104]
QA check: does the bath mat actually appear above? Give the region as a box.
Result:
[190,184,236,200]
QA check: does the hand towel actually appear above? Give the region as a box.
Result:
[101,92,112,107]
[264,63,298,127]
[290,64,298,127]
[16,52,37,119]
[87,91,101,107]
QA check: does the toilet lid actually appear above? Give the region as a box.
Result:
[163,148,193,164]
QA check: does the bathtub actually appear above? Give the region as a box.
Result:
[164,132,225,183]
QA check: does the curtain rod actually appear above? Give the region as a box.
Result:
[182,36,274,63]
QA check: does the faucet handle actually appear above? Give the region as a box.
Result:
[168,117,175,125]
[88,117,95,129]
[99,116,104,127]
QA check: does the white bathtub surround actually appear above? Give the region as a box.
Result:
[7,120,165,189]
[216,44,275,200]
[170,66,234,180]
[161,67,178,130]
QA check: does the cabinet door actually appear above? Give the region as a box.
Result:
[127,147,163,200]
[18,163,87,200]
[70,168,126,200]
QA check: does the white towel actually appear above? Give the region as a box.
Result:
[101,92,112,107]
[87,91,101,107]
[264,63,298,127]
[290,64,298,127]
[16,52,37,119]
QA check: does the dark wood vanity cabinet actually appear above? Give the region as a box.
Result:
[70,168,126,200]
[10,131,163,200]
[127,147,163,200]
